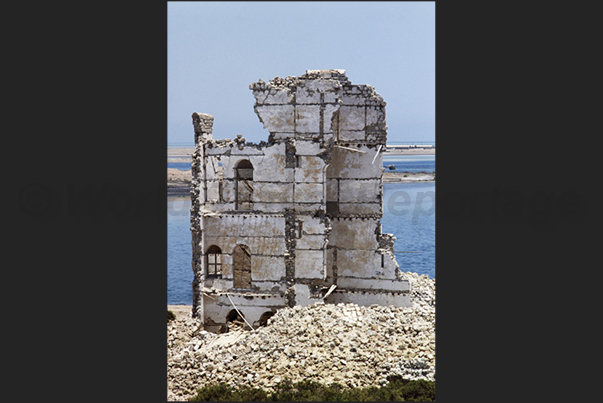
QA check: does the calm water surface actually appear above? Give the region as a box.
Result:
[167,199,193,305]
[382,155,435,173]
[168,162,192,171]
[382,182,435,278]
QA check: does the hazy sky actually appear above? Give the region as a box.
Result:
[168,1,435,145]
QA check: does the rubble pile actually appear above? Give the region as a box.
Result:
[167,272,435,401]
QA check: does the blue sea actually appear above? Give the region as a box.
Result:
[382,182,435,279]
[382,155,435,173]
[168,162,192,171]
[168,199,193,305]
[167,181,435,305]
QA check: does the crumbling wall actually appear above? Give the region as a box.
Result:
[313,71,402,299]
[201,214,287,293]
[190,113,214,319]
[247,72,344,306]
[201,293,286,333]
[190,70,410,328]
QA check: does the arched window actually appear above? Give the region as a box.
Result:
[206,245,222,277]
[233,244,252,289]
[226,309,245,323]
[235,160,254,210]
[259,311,276,327]
[222,309,247,333]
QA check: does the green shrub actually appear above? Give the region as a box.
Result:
[188,379,435,401]
[400,379,435,401]
[167,310,176,323]
[232,386,270,401]
[341,385,382,401]
[272,379,322,401]
[189,383,235,401]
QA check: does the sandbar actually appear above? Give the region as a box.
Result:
[168,146,434,159]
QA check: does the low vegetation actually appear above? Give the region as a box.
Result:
[168,310,176,323]
[188,377,435,401]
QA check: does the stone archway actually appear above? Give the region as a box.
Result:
[258,311,276,327]
[226,309,245,323]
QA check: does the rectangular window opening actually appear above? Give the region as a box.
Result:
[218,179,223,202]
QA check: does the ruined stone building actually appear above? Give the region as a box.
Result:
[190,70,410,332]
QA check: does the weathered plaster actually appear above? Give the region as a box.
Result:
[190,70,411,330]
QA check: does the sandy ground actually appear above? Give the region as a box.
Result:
[168,169,191,198]
[383,148,434,155]
[382,172,435,182]
[168,305,193,321]
[168,168,192,182]
[168,148,194,158]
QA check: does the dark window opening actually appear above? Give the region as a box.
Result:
[332,109,340,142]
[235,160,253,210]
[235,159,254,179]
[295,155,301,168]
[206,245,222,277]
[259,311,276,327]
[218,178,223,202]
[226,309,245,323]
[326,201,339,215]
[223,309,247,332]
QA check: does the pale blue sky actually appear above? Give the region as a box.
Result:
[168,1,435,145]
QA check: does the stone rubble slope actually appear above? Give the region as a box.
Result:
[167,272,435,401]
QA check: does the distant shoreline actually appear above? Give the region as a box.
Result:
[168,172,433,201]
[168,146,434,161]
[384,148,435,155]
[167,146,433,200]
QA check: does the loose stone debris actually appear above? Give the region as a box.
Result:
[167,271,434,401]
